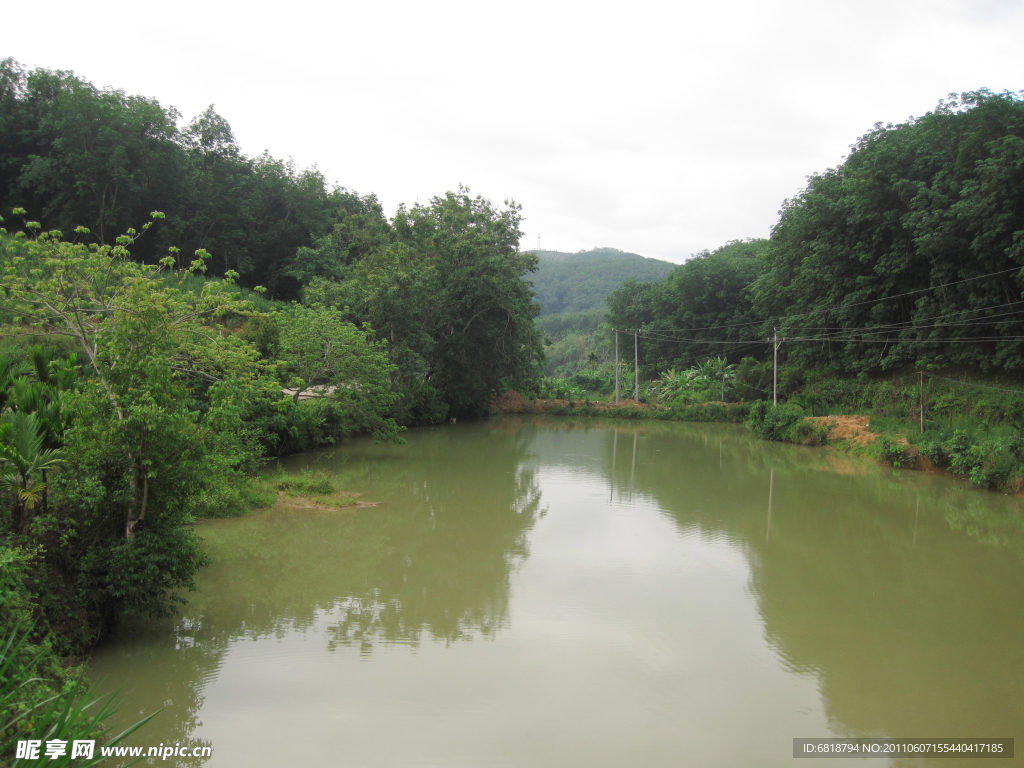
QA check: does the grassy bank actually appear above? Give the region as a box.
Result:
[493,391,749,423]
[747,404,1024,494]
[249,469,367,511]
[498,367,1024,495]
[749,371,1024,494]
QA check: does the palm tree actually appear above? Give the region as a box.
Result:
[709,357,737,401]
[0,412,65,530]
[2,348,78,521]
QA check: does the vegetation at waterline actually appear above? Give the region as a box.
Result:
[0,192,542,669]
[1,621,154,766]
[260,468,362,509]
[0,199,540,758]
[742,371,1024,494]
[0,183,543,768]
[518,361,1024,493]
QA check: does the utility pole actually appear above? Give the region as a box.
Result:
[634,331,639,401]
[614,330,620,404]
[773,327,779,406]
[920,371,925,434]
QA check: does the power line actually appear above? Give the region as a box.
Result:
[630,302,1024,346]
[787,335,1024,343]
[922,372,1024,395]
[640,332,1024,346]
[628,266,1023,334]
[774,300,1024,333]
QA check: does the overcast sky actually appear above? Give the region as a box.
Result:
[3,0,1023,263]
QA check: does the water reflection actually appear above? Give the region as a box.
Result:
[91,421,543,758]
[90,417,1024,767]
[555,417,1024,758]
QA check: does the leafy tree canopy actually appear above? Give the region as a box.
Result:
[607,239,768,372]
[0,58,345,299]
[306,189,544,418]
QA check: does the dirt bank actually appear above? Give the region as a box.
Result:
[805,415,879,447]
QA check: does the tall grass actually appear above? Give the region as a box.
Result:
[2,624,156,766]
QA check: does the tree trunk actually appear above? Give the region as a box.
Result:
[124,441,148,539]
[125,451,140,539]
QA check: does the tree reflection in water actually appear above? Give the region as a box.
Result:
[90,421,543,753]
[590,418,1024,748]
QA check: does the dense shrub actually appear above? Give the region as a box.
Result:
[879,438,912,468]
[746,402,806,441]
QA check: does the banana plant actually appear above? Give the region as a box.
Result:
[650,369,684,403]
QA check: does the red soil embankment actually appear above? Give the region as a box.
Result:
[805,415,911,449]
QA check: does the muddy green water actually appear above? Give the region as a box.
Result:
[89,417,1024,767]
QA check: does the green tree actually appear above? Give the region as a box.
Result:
[285,190,391,285]
[0,60,345,296]
[1,215,269,619]
[0,411,64,529]
[607,240,767,375]
[749,90,1024,374]
[7,65,180,246]
[306,189,544,419]
[278,305,401,442]
[399,189,544,417]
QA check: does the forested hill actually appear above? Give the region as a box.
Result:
[529,247,674,315]
[608,89,1024,377]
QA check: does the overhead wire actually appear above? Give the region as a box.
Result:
[628,301,1024,345]
[923,373,1024,395]
[624,265,1024,335]
[616,266,1024,378]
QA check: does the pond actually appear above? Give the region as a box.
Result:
[89,417,1024,767]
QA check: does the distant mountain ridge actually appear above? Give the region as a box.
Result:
[528,247,675,316]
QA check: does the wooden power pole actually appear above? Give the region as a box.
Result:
[615,330,620,404]
[634,331,639,401]
[773,328,779,406]
[920,370,925,434]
